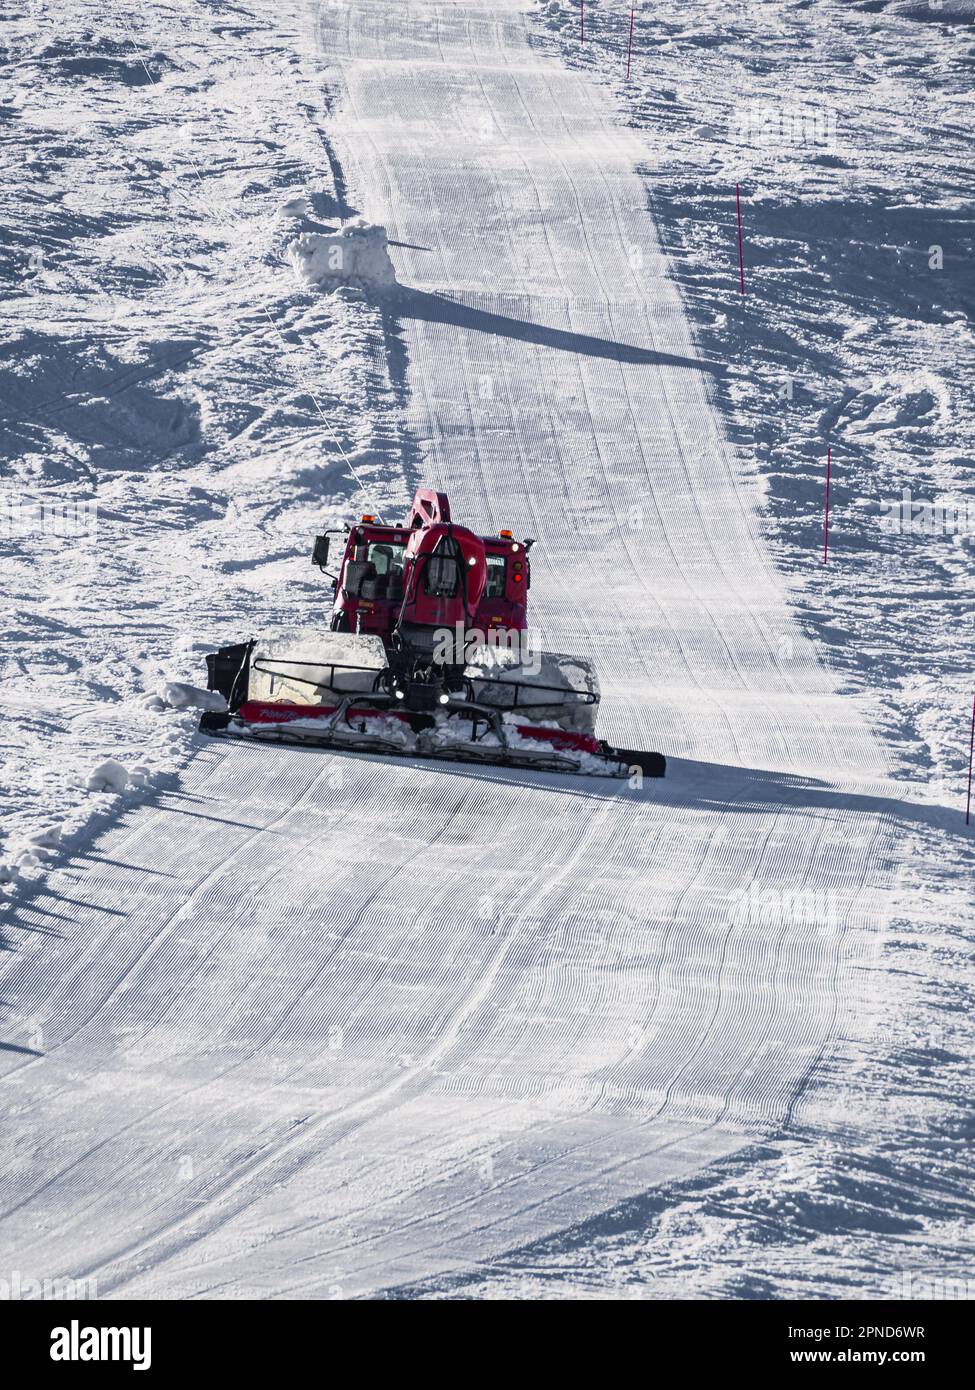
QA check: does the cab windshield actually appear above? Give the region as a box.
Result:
[484,554,506,600]
[366,541,405,577]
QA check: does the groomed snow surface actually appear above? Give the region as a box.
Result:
[0,0,972,1300]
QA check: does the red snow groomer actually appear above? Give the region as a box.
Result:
[201,487,664,778]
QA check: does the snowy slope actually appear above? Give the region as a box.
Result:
[435,0,975,1300]
[0,0,968,1300]
[0,0,412,878]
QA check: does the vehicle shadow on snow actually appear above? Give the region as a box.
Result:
[401,745,970,838]
[216,737,965,838]
[664,758,967,840]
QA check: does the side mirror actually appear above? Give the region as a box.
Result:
[312,534,330,570]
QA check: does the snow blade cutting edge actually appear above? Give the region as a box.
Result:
[200,634,665,780]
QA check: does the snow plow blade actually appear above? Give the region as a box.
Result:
[200,635,665,780]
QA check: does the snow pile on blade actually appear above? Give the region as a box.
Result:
[238,706,414,753]
[425,713,620,775]
[228,701,630,776]
[288,218,398,291]
[200,632,665,777]
[248,630,387,703]
[465,645,600,734]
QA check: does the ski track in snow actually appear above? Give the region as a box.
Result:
[2,0,965,1299]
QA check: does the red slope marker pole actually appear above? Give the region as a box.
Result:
[823,447,832,563]
[626,4,636,79]
[736,183,745,293]
[966,691,975,825]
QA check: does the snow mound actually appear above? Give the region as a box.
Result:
[159,681,227,712]
[86,759,130,793]
[27,825,61,849]
[279,193,310,219]
[288,219,398,292]
[889,0,975,23]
